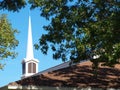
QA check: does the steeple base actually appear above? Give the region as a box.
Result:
[21,58,39,79]
[21,73,35,79]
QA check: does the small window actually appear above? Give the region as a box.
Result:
[28,63,32,73]
[22,63,26,74]
[28,62,36,73]
[33,63,36,73]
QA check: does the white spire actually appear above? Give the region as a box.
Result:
[21,14,39,79]
[26,15,34,59]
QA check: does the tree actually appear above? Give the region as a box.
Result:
[29,0,120,74]
[0,14,18,69]
[0,0,23,69]
[0,0,26,12]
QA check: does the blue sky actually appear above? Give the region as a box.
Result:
[0,5,62,87]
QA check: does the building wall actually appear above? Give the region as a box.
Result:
[7,85,119,90]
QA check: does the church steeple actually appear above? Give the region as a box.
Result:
[21,15,39,79]
[26,15,34,60]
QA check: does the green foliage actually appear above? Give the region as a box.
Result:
[29,0,120,68]
[0,0,26,12]
[0,14,19,69]
[1,0,119,73]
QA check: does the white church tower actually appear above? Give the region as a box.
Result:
[21,15,39,79]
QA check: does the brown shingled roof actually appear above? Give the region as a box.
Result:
[9,61,120,89]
